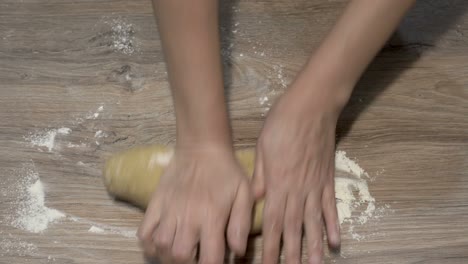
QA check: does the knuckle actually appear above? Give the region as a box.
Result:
[171,246,192,263]
[308,239,323,251]
[264,205,282,221]
[265,220,282,235]
[154,234,172,249]
[305,206,322,222]
[137,229,151,243]
[264,215,283,234]
[141,243,157,258]
[284,220,302,236]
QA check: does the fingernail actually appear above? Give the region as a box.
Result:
[330,231,340,246]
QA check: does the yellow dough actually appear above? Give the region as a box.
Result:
[103,145,265,234]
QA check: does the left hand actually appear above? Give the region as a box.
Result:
[253,72,344,264]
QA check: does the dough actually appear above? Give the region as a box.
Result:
[103,145,265,234]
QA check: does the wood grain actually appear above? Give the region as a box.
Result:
[0,0,467,263]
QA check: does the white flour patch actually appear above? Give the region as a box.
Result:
[86,105,104,120]
[105,18,137,55]
[333,151,389,240]
[56,128,71,135]
[336,150,368,178]
[94,130,107,139]
[8,166,65,233]
[67,142,89,148]
[273,64,288,89]
[95,130,103,137]
[88,226,105,234]
[94,130,106,145]
[258,96,269,106]
[334,177,375,225]
[25,127,71,152]
[69,215,136,238]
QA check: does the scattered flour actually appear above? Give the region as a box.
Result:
[10,167,65,233]
[94,131,104,146]
[335,150,368,178]
[88,226,105,234]
[334,152,374,225]
[25,127,71,152]
[86,105,104,120]
[69,216,136,238]
[334,177,375,225]
[333,151,389,240]
[0,234,37,257]
[245,63,289,116]
[258,96,269,106]
[106,18,136,55]
[273,64,288,89]
[67,142,89,148]
[56,128,71,135]
[94,130,107,138]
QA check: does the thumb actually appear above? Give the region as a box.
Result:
[251,147,265,200]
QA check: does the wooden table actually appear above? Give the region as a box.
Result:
[0,0,467,263]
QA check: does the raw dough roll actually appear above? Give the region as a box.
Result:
[103,145,265,233]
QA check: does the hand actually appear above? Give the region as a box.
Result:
[138,145,253,263]
[253,73,343,264]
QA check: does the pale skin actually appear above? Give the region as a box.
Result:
[137,0,416,264]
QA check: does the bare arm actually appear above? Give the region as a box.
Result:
[152,0,231,148]
[255,1,417,264]
[293,0,417,111]
[138,1,253,263]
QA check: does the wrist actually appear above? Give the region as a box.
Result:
[175,136,234,158]
[285,66,353,119]
[176,130,232,150]
[174,88,233,150]
[175,117,233,151]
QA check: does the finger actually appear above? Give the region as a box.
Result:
[137,201,162,257]
[322,178,341,249]
[304,196,324,264]
[227,182,253,256]
[252,146,265,199]
[153,216,177,258]
[283,194,305,264]
[199,220,226,264]
[171,219,199,263]
[262,192,286,264]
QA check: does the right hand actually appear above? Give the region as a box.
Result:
[137,144,254,263]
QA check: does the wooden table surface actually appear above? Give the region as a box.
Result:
[1,0,467,263]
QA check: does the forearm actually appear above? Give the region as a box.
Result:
[152,0,231,148]
[295,0,416,113]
